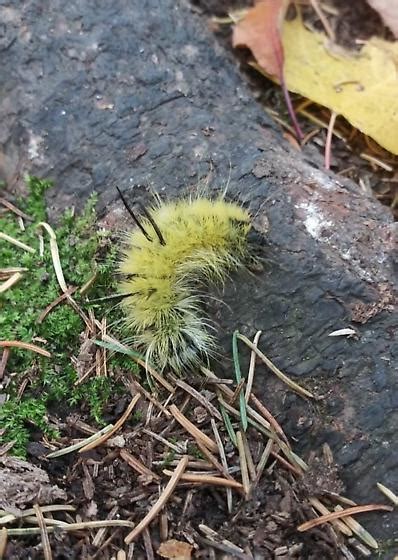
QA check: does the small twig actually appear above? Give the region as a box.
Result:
[230,379,246,407]
[125,456,188,544]
[195,440,234,482]
[360,152,393,171]
[239,430,256,482]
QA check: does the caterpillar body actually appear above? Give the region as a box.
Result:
[118,196,251,373]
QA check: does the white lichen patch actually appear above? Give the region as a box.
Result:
[28,132,45,162]
[296,201,333,241]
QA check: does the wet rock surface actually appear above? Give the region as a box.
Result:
[1,0,397,555]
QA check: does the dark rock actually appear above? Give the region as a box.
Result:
[0,0,396,554]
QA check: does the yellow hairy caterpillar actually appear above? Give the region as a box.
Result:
[118,192,251,373]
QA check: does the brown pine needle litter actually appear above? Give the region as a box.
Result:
[2,322,394,557]
[0,245,396,560]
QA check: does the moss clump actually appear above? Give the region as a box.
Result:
[0,177,136,456]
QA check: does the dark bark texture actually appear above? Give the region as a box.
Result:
[1,0,397,555]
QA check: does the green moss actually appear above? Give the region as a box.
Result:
[0,177,137,456]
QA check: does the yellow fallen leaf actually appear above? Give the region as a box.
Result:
[281,17,398,154]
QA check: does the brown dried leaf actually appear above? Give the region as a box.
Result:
[232,0,288,79]
[158,539,193,560]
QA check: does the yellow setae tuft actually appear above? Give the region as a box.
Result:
[118,196,251,373]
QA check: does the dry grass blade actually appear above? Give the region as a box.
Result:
[377,482,398,506]
[124,455,189,544]
[46,424,114,458]
[197,525,249,559]
[245,330,261,403]
[37,222,67,292]
[195,440,233,481]
[237,333,316,399]
[7,520,135,536]
[325,111,338,170]
[239,430,256,481]
[236,432,251,498]
[334,505,378,549]
[120,449,160,482]
[297,504,393,532]
[92,506,119,548]
[211,418,233,513]
[142,527,154,560]
[0,340,51,358]
[79,394,141,452]
[0,348,10,380]
[0,505,76,526]
[255,439,274,485]
[232,331,248,431]
[360,152,393,171]
[309,497,352,536]
[0,232,35,253]
[142,428,186,454]
[0,267,28,279]
[0,272,23,293]
[33,504,52,560]
[309,0,335,40]
[0,527,7,558]
[249,393,289,445]
[217,392,237,447]
[163,470,244,490]
[169,404,218,453]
